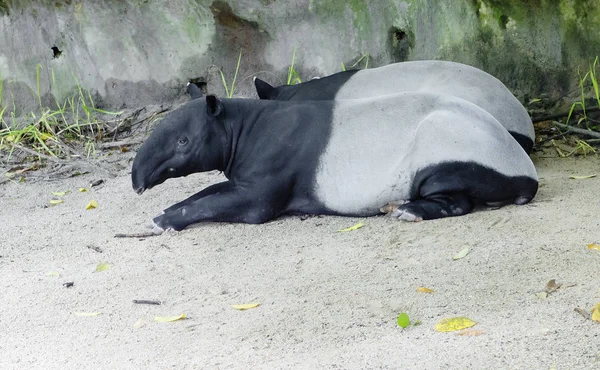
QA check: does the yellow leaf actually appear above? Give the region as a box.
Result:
[154,314,186,322]
[569,175,596,180]
[587,244,600,251]
[232,303,261,311]
[52,191,69,197]
[416,287,435,293]
[95,262,110,272]
[457,329,484,337]
[47,271,60,277]
[592,304,600,323]
[453,247,470,260]
[73,312,101,317]
[40,132,54,141]
[49,199,64,205]
[86,200,99,210]
[337,222,364,232]
[435,317,477,332]
[78,188,88,192]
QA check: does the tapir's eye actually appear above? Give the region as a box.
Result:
[178,138,188,146]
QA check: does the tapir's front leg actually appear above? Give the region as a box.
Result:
[162,181,233,214]
[152,187,282,232]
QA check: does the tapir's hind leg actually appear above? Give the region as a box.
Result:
[390,162,538,221]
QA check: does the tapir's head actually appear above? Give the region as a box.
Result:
[131,92,226,195]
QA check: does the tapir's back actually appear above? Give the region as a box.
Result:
[335,61,534,150]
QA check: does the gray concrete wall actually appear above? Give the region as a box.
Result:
[1,0,600,116]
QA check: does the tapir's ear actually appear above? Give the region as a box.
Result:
[206,94,223,117]
[254,77,275,100]
[187,82,203,100]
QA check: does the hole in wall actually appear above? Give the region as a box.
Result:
[388,27,412,63]
[51,46,62,59]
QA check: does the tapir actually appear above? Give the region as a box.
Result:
[131,89,538,233]
[254,60,535,153]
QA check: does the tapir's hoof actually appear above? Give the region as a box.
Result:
[151,221,165,235]
[380,200,409,215]
[390,207,423,222]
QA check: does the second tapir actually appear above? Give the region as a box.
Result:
[131,88,538,233]
[254,60,535,153]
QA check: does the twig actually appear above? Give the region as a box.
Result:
[133,299,162,305]
[532,106,600,123]
[99,138,144,149]
[114,232,158,238]
[12,145,67,164]
[553,121,600,139]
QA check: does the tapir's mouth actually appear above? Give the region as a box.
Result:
[135,187,146,195]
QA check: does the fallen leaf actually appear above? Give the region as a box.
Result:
[49,199,64,205]
[86,200,99,210]
[78,188,88,192]
[587,244,600,251]
[569,174,596,180]
[95,262,110,272]
[154,314,186,322]
[232,303,261,311]
[337,222,364,232]
[416,287,435,293]
[535,292,548,300]
[457,329,484,337]
[435,317,477,332]
[133,318,147,329]
[397,312,410,328]
[592,303,600,323]
[73,312,101,317]
[51,191,69,197]
[47,271,60,277]
[453,247,470,260]
[574,307,591,320]
[545,279,562,294]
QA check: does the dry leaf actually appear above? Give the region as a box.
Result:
[78,188,88,192]
[86,200,99,210]
[49,199,64,205]
[73,312,101,317]
[457,329,484,336]
[416,287,435,293]
[453,247,470,260]
[133,318,147,329]
[154,314,186,322]
[536,292,548,299]
[95,262,110,272]
[337,222,364,232]
[574,307,591,320]
[569,175,596,180]
[232,303,261,311]
[51,191,69,197]
[587,244,600,251]
[545,279,562,294]
[435,317,477,332]
[592,303,600,323]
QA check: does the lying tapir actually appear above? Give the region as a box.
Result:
[131,89,538,233]
[254,60,535,153]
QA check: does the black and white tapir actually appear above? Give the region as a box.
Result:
[254,60,535,154]
[131,87,538,233]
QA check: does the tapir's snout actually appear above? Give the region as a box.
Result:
[134,186,146,195]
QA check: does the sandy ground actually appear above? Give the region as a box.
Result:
[1,150,600,369]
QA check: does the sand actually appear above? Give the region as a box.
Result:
[1,150,599,369]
